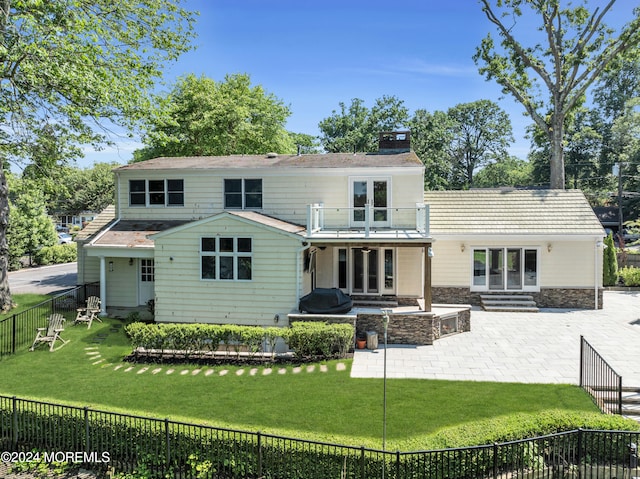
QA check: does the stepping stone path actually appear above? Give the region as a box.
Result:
[85,344,348,378]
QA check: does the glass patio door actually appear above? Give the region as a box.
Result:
[352,248,379,294]
[351,178,389,227]
[488,249,503,290]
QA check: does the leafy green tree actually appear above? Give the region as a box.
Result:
[133,74,295,162]
[473,156,534,187]
[289,133,322,154]
[447,100,513,188]
[49,163,118,216]
[603,232,618,286]
[407,109,457,190]
[0,0,195,311]
[474,0,640,190]
[318,96,408,153]
[7,177,57,270]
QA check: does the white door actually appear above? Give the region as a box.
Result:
[351,178,390,227]
[138,259,155,305]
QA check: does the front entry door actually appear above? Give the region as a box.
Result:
[138,259,155,305]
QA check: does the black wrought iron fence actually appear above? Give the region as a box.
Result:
[1,394,639,479]
[0,283,99,357]
[580,335,623,415]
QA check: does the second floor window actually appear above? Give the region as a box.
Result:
[129,179,184,207]
[224,179,262,209]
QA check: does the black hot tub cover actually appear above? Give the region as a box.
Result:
[298,288,353,314]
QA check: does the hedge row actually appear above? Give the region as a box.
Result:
[124,321,354,359]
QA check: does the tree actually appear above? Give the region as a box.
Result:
[447,100,513,188]
[133,74,295,162]
[318,96,408,153]
[474,0,640,189]
[407,109,457,190]
[602,232,618,286]
[473,156,534,187]
[289,133,322,154]
[49,163,118,216]
[7,177,57,270]
[0,1,196,311]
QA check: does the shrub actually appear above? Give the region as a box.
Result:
[603,233,618,286]
[282,322,354,358]
[619,266,640,286]
[124,321,354,361]
[33,243,77,266]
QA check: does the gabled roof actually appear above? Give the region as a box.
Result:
[115,151,423,171]
[423,189,605,237]
[75,205,116,241]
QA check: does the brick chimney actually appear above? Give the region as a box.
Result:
[378,131,410,153]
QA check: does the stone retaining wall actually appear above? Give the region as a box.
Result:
[432,287,603,309]
[290,307,471,346]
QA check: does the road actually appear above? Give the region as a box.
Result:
[8,262,78,295]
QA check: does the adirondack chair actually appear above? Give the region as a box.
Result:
[75,296,102,328]
[30,314,68,352]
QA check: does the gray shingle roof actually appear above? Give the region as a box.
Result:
[423,189,605,236]
[115,152,423,171]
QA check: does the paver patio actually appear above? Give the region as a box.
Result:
[351,290,640,385]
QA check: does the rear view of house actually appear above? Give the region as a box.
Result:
[76,132,435,325]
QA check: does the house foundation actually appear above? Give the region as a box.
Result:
[431,287,604,310]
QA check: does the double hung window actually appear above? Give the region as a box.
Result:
[224,179,262,209]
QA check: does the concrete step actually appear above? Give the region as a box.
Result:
[352,300,398,308]
[480,294,539,313]
[482,300,538,307]
[482,306,540,313]
[480,294,535,301]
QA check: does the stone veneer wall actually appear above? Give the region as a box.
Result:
[431,287,604,310]
[290,308,471,346]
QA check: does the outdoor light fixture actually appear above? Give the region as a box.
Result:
[428,247,434,258]
[460,243,466,252]
[108,261,114,272]
[274,314,279,324]
[129,258,134,266]
[547,243,553,252]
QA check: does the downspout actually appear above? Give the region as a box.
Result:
[595,238,603,310]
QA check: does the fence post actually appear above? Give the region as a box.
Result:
[618,376,623,415]
[164,418,170,474]
[360,446,365,479]
[579,335,584,387]
[11,315,16,355]
[493,443,498,479]
[576,428,583,479]
[395,450,400,478]
[12,396,18,451]
[84,407,90,454]
[257,431,262,478]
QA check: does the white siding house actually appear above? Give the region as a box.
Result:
[77,133,435,324]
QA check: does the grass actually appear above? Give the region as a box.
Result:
[0,296,604,450]
[0,293,52,318]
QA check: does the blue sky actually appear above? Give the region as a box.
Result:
[82,0,635,168]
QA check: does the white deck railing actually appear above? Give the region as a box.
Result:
[306,203,429,237]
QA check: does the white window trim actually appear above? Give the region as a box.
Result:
[348,176,392,228]
[469,246,540,292]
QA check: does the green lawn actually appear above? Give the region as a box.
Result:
[0,300,603,450]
